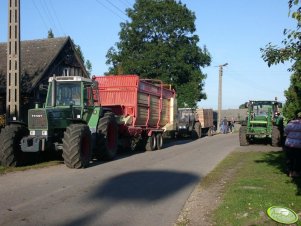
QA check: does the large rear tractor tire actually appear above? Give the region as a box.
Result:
[271,126,281,147]
[95,112,118,161]
[146,134,157,151]
[62,124,92,169]
[239,126,249,146]
[0,124,28,167]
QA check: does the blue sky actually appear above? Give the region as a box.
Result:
[0,0,296,109]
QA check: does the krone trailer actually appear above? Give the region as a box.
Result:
[94,75,177,151]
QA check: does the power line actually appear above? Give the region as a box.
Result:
[31,0,49,31]
[105,0,127,16]
[40,0,58,32]
[119,0,131,8]
[95,0,127,21]
[47,0,66,36]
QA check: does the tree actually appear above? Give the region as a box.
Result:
[73,40,93,77]
[48,29,54,38]
[261,0,301,120]
[85,60,92,77]
[106,0,211,107]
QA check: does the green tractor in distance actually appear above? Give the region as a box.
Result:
[0,75,118,168]
[239,100,283,146]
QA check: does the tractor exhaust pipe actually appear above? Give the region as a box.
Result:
[51,75,57,107]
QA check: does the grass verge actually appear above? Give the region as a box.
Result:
[0,160,62,175]
[209,150,301,226]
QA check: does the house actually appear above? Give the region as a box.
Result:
[0,36,88,122]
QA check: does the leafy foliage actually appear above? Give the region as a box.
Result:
[73,40,93,77]
[85,60,92,77]
[261,0,301,120]
[283,73,301,119]
[106,0,211,107]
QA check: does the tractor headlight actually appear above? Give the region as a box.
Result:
[42,130,48,136]
[30,130,35,136]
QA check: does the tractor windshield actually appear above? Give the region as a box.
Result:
[250,101,277,117]
[178,109,194,123]
[46,82,81,107]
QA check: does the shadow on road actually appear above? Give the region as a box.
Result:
[90,170,199,201]
[62,170,200,226]
[254,151,301,196]
[89,138,196,168]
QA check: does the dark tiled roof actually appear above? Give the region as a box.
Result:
[0,37,70,92]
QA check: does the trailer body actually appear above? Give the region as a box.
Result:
[196,108,214,129]
[177,108,214,138]
[94,75,176,151]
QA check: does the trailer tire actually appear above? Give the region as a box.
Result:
[95,112,118,161]
[156,133,163,150]
[208,127,213,136]
[194,122,202,138]
[62,124,92,169]
[239,126,249,146]
[0,124,28,167]
[271,126,281,147]
[146,134,157,151]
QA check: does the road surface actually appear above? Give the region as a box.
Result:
[0,133,238,226]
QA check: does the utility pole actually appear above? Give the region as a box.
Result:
[217,63,228,132]
[7,0,21,122]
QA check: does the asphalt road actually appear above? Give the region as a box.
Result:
[0,133,239,226]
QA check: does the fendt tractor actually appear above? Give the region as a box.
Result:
[0,75,118,168]
[0,74,177,168]
[239,99,283,146]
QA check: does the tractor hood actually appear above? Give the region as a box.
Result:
[28,107,76,131]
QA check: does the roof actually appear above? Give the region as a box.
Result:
[0,36,82,93]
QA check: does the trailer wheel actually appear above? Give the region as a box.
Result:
[95,112,118,161]
[239,126,249,146]
[271,126,281,147]
[194,122,202,138]
[62,124,92,169]
[208,127,213,137]
[0,124,28,167]
[156,133,163,150]
[146,134,157,151]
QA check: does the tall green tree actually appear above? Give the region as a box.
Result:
[48,29,54,38]
[261,0,301,120]
[106,0,211,107]
[73,41,93,77]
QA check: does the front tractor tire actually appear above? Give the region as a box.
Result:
[0,124,28,167]
[62,124,92,169]
[95,112,118,161]
[271,126,281,147]
[239,126,249,146]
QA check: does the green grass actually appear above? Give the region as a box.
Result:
[0,160,62,175]
[210,150,301,226]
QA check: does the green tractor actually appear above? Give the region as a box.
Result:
[0,75,118,168]
[239,100,283,146]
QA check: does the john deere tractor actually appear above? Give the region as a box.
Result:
[0,75,118,168]
[239,100,283,146]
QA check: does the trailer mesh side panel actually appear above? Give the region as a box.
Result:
[95,75,175,128]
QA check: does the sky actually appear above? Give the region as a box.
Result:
[0,0,296,110]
